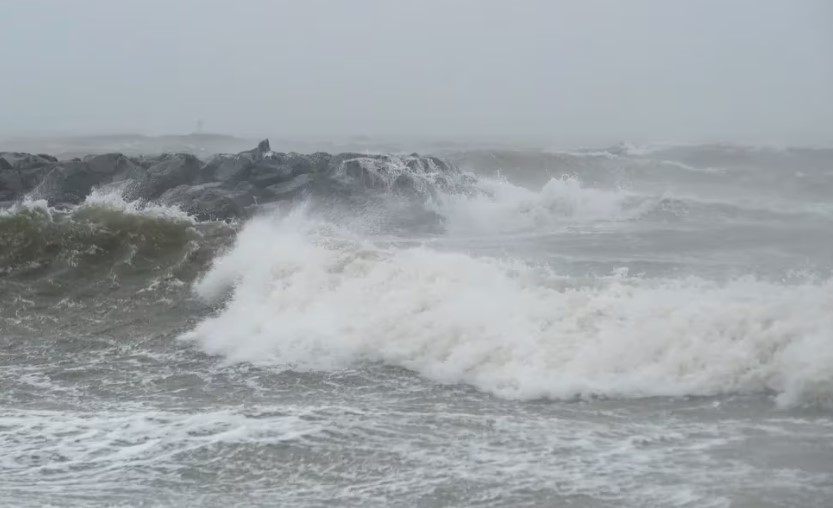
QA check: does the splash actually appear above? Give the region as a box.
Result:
[182,209,833,408]
[429,175,642,234]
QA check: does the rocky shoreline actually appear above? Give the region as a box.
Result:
[0,139,468,220]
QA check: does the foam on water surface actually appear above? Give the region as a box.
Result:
[182,206,833,408]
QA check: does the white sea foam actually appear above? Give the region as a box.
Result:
[429,175,641,234]
[81,186,194,222]
[182,208,833,408]
[0,197,53,216]
[1,187,194,222]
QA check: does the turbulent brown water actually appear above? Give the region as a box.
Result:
[1,143,832,507]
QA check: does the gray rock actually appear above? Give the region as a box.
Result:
[158,182,256,221]
[31,159,130,204]
[0,168,22,201]
[83,153,145,182]
[263,173,315,201]
[208,154,255,184]
[129,155,168,169]
[326,153,367,175]
[248,158,294,188]
[0,140,465,213]
[128,154,202,201]
[0,152,56,170]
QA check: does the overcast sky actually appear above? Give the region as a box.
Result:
[1,0,831,147]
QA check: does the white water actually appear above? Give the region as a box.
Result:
[183,192,833,408]
[428,175,642,234]
[5,147,833,508]
[2,187,194,222]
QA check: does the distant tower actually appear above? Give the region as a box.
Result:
[195,119,204,134]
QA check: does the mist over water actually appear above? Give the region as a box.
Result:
[2,1,833,506]
[1,1,832,145]
[2,141,833,507]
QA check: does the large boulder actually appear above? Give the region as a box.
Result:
[248,158,294,188]
[158,182,256,221]
[200,138,282,185]
[129,154,169,170]
[0,152,56,171]
[202,154,255,184]
[0,167,22,201]
[247,152,331,188]
[263,173,315,201]
[31,159,127,204]
[0,153,58,201]
[326,152,367,175]
[126,153,202,201]
[83,153,145,182]
[1,151,147,204]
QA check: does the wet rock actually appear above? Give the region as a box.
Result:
[207,155,256,184]
[31,159,130,204]
[129,154,168,169]
[158,182,256,221]
[83,153,145,182]
[263,173,315,200]
[248,159,294,188]
[326,153,367,175]
[0,152,56,170]
[0,140,464,212]
[127,154,202,201]
[0,168,22,201]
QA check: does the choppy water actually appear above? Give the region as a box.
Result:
[2,144,832,507]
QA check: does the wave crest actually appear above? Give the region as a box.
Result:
[0,191,216,277]
[430,175,640,234]
[181,210,833,408]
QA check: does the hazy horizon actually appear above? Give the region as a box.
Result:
[1,0,831,148]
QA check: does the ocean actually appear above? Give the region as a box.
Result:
[1,140,832,507]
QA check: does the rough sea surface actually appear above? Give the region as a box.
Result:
[2,142,832,507]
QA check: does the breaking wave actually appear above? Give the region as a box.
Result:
[0,190,225,278]
[429,175,641,234]
[181,208,833,408]
[4,150,832,409]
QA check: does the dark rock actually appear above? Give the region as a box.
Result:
[0,152,55,171]
[334,156,391,190]
[0,160,53,201]
[209,155,255,184]
[158,182,256,221]
[207,140,281,183]
[83,153,145,182]
[130,155,168,169]
[0,168,22,201]
[18,166,51,193]
[307,152,333,173]
[427,156,451,173]
[283,152,326,176]
[326,153,367,175]
[263,173,315,201]
[0,140,465,213]
[31,160,123,204]
[248,158,294,188]
[127,154,202,201]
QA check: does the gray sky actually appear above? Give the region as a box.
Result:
[1,0,831,147]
